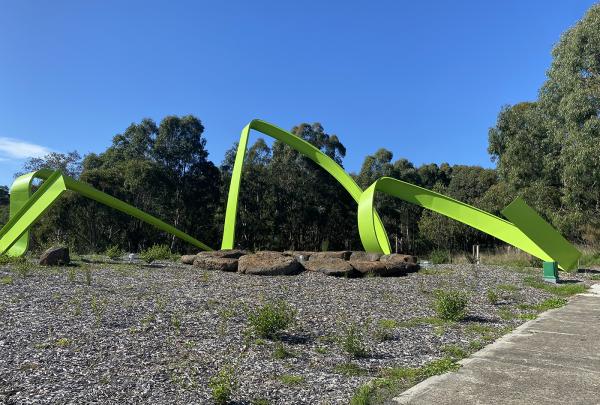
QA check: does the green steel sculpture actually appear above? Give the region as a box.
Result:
[0,119,581,271]
[1,169,212,257]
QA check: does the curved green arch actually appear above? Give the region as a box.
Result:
[357,177,580,270]
[221,119,391,252]
[1,169,212,256]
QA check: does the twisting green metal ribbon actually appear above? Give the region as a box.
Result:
[357,177,580,270]
[0,119,580,271]
[221,119,390,252]
[1,169,211,256]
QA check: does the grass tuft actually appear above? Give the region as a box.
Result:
[523,276,587,297]
[248,300,296,339]
[433,289,469,321]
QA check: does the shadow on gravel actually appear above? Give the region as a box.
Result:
[577,268,600,274]
[280,334,312,345]
[463,315,496,323]
[557,279,583,284]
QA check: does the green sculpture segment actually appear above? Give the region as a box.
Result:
[0,119,581,271]
[221,119,390,252]
[1,169,212,256]
[357,177,579,270]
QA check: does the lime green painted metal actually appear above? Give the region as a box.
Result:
[502,197,581,271]
[2,119,580,272]
[357,177,580,271]
[221,119,391,252]
[1,171,68,255]
[2,169,212,256]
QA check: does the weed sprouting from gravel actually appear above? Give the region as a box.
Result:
[171,313,182,333]
[440,344,467,360]
[248,300,296,339]
[340,323,368,358]
[84,267,92,286]
[350,384,374,405]
[373,318,399,341]
[55,337,71,347]
[209,366,237,405]
[350,357,461,403]
[14,262,32,278]
[523,276,587,297]
[334,362,368,376]
[67,267,76,283]
[486,289,499,305]
[90,296,108,326]
[70,296,82,316]
[433,289,469,321]
[272,342,295,359]
[278,374,304,385]
[315,346,328,354]
[1,275,13,285]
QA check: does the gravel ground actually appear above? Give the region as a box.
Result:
[0,258,592,404]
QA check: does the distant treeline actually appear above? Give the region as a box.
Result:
[1,4,599,254]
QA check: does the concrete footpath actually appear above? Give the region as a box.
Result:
[394,284,600,405]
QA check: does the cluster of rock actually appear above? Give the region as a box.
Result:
[181,249,419,277]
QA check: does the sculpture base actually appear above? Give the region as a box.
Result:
[543,261,559,283]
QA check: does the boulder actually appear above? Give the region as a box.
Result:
[380,253,418,265]
[349,251,382,262]
[204,249,248,259]
[303,258,360,277]
[350,260,408,277]
[193,255,238,272]
[181,254,197,264]
[238,251,302,276]
[309,251,352,261]
[39,246,70,266]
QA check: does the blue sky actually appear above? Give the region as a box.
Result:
[0,0,597,186]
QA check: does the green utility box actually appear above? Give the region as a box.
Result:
[543,261,559,283]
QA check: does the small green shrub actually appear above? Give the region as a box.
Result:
[248,300,296,339]
[374,319,398,341]
[105,245,123,260]
[430,249,451,264]
[340,323,368,358]
[486,289,499,305]
[209,366,236,405]
[433,289,469,321]
[349,384,374,405]
[140,244,172,263]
